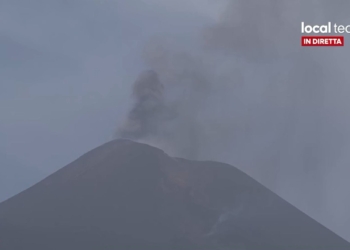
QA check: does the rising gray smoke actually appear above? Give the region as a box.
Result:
[117,70,168,140]
[117,0,350,240]
[118,38,214,159]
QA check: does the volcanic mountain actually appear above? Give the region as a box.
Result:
[0,139,349,250]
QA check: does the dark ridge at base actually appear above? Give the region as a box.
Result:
[0,139,349,250]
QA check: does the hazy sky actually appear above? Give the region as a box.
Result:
[1,0,350,242]
[0,0,219,171]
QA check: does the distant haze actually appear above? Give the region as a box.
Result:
[1,0,350,241]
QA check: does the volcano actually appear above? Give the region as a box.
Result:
[0,139,349,250]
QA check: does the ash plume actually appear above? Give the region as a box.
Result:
[117,70,170,140]
[115,0,350,241]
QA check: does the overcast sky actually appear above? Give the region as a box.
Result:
[1,0,350,242]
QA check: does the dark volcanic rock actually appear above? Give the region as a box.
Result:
[0,139,349,250]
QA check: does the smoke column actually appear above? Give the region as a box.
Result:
[117,70,167,140]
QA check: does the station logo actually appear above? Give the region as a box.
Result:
[301,22,345,46]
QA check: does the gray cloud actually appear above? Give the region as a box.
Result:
[116,0,350,241]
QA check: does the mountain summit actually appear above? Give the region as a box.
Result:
[0,139,349,250]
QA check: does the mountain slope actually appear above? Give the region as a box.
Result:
[0,139,349,250]
[0,152,42,202]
